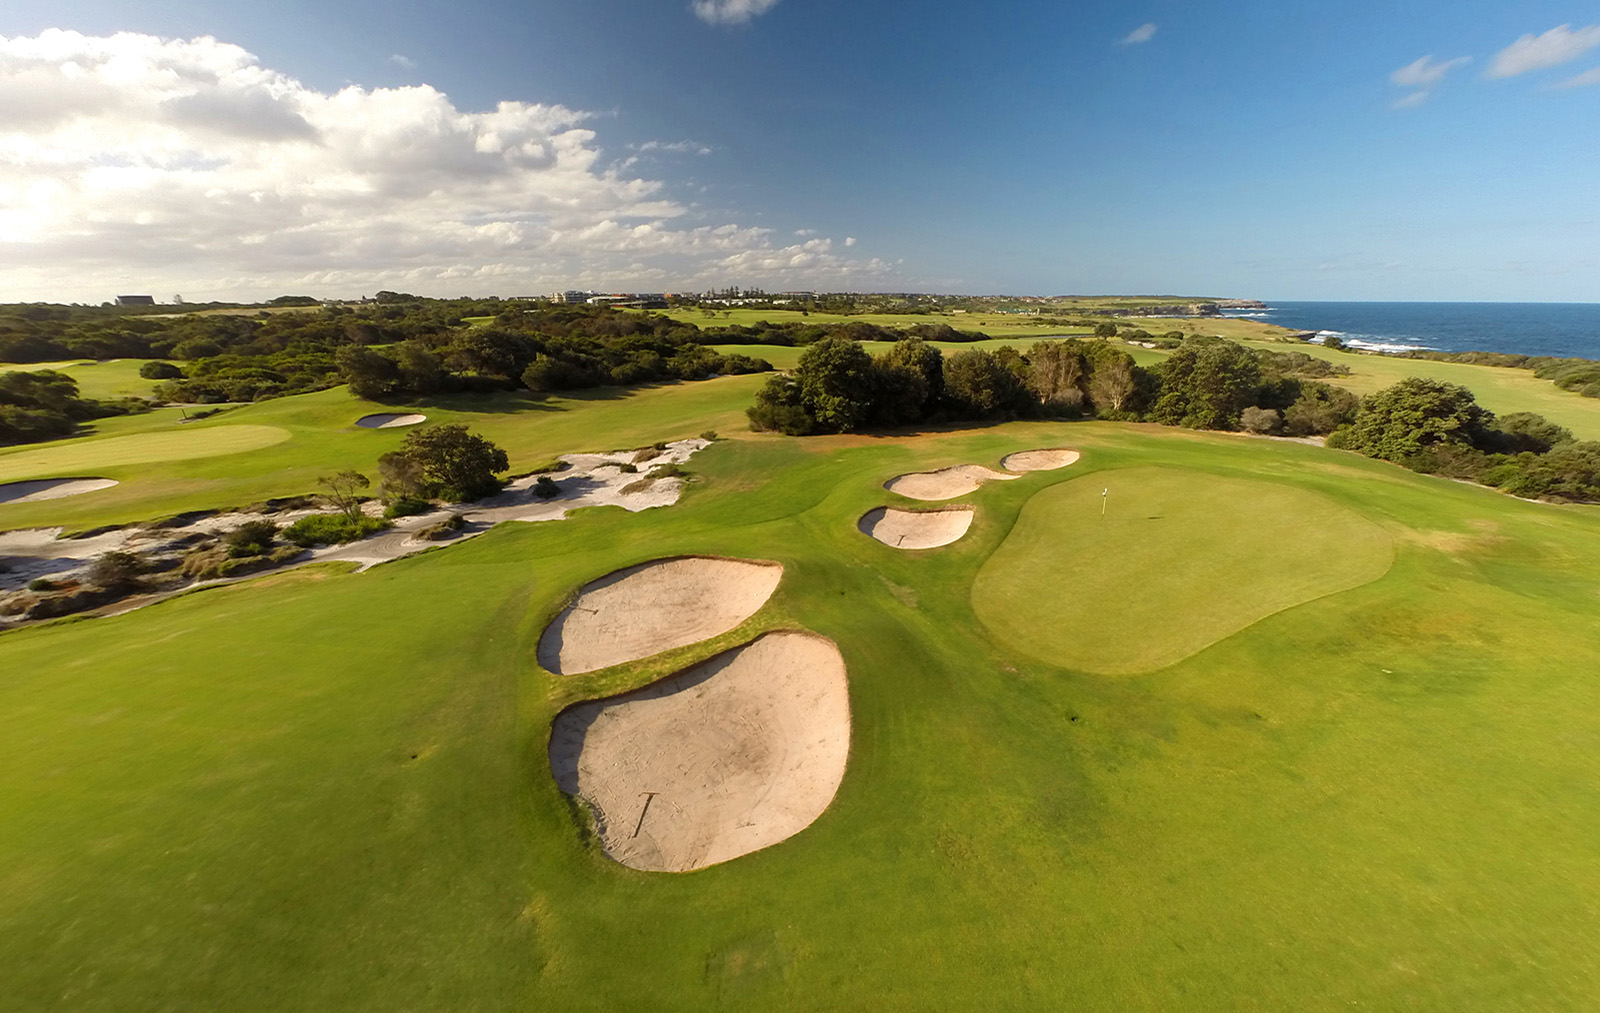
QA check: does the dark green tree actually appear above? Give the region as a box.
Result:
[1337,377,1492,461]
[396,424,510,501]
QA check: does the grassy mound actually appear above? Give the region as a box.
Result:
[971,466,1396,673]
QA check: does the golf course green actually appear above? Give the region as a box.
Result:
[3,405,1600,1010]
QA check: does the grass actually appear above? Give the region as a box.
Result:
[0,358,163,400]
[3,417,1600,1010]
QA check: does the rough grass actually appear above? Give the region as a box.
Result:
[971,465,1395,673]
[3,420,1600,1010]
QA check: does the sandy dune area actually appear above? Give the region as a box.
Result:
[1000,448,1081,472]
[884,464,1017,501]
[858,505,973,549]
[538,556,782,675]
[549,631,851,872]
[0,478,119,504]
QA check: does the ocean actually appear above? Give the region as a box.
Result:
[1223,302,1600,360]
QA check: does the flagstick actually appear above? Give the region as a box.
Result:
[1101,487,1108,519]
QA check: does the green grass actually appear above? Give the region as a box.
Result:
[971,465,1394,673]
[3,419,1600,1010]
[0,358,162,400]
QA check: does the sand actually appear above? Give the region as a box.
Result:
[858,506,974,549]
[354,413,426,429]
[0,478,119,505]
[549,631,851,872]
[538,556,783,675]
[1000,448,1081,472]
[883,464,1018,501]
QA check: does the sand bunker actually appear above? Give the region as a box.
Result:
[550,631,851,872]
[1001,448,1081,472]
[883,464,1018,501]
[354,413,426,429]
[0,478,119,505]
[858,505,974,549]
[538,556,783,675]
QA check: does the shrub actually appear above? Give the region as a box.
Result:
[1239,406,1282,435]
[383,496,432,519]
[223,520,278,557]
[417,513,467,540]
[87,551,146,591]
[283,514,391,547]
[533,475,560,499]
[618,462,638,473]
[139,361,184,380]
[700,430,718,441]
[27,577,63,592]
[649,462,683,479]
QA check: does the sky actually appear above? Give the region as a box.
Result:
[0,0,1597,303]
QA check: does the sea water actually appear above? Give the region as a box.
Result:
[1224,302,1600,360]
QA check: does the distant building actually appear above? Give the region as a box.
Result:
[115,295,155,306]
[552,290,595,304]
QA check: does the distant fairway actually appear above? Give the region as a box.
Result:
[0,425,290,482]
[972,467,1394,673]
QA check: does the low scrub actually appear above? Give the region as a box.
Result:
[282,514,391,547]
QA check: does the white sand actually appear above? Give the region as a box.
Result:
[354,413,426,429]
[883,464,1018,501]
[858,506,974,549]
[538,556,783,675]
[549,631,851,872]
[1000,448,1081,472]
[0,478,119,504]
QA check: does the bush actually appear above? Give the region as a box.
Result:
[383,496,432,519]
[649,462,684,479]
[223,520,278,557]
[282,514,391,547]
[533,475,560,499]
[700,430,718,441]
[87,551,146,591]
[139,361,184,380]
[27,577,63,592]
[417,513,467,541]
[1239,406,1282,435]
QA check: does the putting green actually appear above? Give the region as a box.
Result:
[0,425,291,481]
[972,466,1395,674]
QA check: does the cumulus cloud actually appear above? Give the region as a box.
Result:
[1488,23,1600,79]
[0,30,886,300]
[1555,66,1600,88]
[1120,23,1157,46]
[1390,54,1470,88]
[388,53,416,69]
[692,0,781,27]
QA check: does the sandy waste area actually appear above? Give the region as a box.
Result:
[549,631,851,872]
[884,464,1017,501]
[858,505,973,549]
[0,478,119,504]
[538,556,782,675]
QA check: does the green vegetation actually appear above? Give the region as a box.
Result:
[282,513,390,546]
[3,420,1600,1008]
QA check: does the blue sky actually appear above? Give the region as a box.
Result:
[0,0,1596,301]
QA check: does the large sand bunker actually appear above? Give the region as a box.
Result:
[858,506,974,549]
[884,465,1018,501]
[538,556,783,675]
[0,478,119,505]
[1001,448,1081,472]
[549,631,851,872]
[354,413,426,429]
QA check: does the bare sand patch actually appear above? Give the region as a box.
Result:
[549,631,850,872]
[883,464,1018,501]
[538,556,783,675]
[0,478,119,505]
[1000,448,1081,473]
[858,506,973,549]
[354,413,426,429]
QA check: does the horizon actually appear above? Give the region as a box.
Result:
[2,2,1598,303]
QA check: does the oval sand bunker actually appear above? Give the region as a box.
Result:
[0,478,119,505]
[883,464,1018,501]
[858,505,974,549]
[354,413,426,429]
[1001,448,1080,472]
[549,631,851,872]
[538,556,783,675]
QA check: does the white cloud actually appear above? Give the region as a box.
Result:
[1120,23,1157,46]
[1389,54,1470,88]
[1555,66,1600,89]
[844,236,856,247]
[692,0,781,27]
[388,53,416,70]
[0,30,885,300]
[1391,90,1430,109]
[1488,24,1600,79]
[635,139,713,155]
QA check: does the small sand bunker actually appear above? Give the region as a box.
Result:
[0,478,119,505]
[354,413,426,429]
[1001,448,1081,472]
[858,505,974,549]
[884,464,1018,501]
[550,631,851,872]
[538,556,783,675]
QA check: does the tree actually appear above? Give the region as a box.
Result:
[943,349,1031,420]
[336,345,402,400]
[318,470,370,521]
[877,337,944,411]
[1083,343,1140,416]
[792,337,878,433]
[1283,381,1359,436]
[1026,340,1088,413]
[1485,411,1574,454]
[378,450,427,500]
[1149,341,1263,430]
[1239,406,1282,434]
[1338,377,1492,461]
[396,424,510,501]
[394,341,444,394]
[139,361,183,380]
[746,375,815,435]
[1094,321,1119,338]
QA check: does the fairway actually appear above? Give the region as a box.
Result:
[0,425,291,482]
[972,466,1395,673]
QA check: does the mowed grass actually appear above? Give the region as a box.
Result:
[0,358,162,401]
[3,420,1600,1010]
[972,466,1394,673]
[0,424,290,477]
